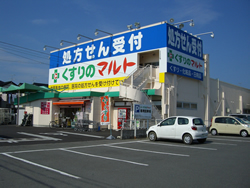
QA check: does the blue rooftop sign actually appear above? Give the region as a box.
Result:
[49,24,167,69]
[166,24,204,81]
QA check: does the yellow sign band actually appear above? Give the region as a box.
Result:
[49,77,126,91]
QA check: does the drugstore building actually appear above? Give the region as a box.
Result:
[17,21,250,129]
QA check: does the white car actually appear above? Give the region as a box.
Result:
[146,116,208,144]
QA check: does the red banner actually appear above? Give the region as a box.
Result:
[100,96,109,125]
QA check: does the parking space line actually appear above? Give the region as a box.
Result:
[138,141,217,150]
[1,143,131,155]
[17,132,61,141]
[208,138,250,143]
[60,148,149,166]
[104,145,189,157]
[0,138,53,143]
[58,131,105,138]
[1,153,80,179]
[210,142,237,146]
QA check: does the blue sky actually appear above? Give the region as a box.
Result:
[0,0,249,89]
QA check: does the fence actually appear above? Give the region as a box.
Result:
[121,119,163,130]
[0,108,13,125]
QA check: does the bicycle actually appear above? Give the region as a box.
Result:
[49,119,67,129]
[74,120,89,132]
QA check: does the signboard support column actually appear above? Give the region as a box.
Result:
[134,119,136,139]
[106,96,115,140]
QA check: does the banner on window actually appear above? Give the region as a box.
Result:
[41,102,50,115]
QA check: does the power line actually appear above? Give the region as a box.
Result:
[0,40,63,61]
[0,49,49,65]
[0,44,47,59]
[0,41,50,55]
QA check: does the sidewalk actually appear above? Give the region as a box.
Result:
[0,124,122,138]
[0,124,147,139]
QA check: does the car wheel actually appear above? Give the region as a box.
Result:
[197,138,207,143]
[183,134,193,145]
[148,131,157,141]
[211,129,217,136]
[240,130,248,137]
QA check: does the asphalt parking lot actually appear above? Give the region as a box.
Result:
[0,125,250,188]
[0,124,121,146]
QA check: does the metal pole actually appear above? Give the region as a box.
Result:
[106,95,115,139]
[17,90,20,126]
[134,119,137,139]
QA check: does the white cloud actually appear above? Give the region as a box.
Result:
[31,19,58,25]
[166,0,220,25]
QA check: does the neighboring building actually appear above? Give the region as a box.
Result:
[0,81,17,108]
[0,81,17,124]
[13,21,250,128]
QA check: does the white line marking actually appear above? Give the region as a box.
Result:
[0,137,59,143]
[104,145,189,157]
[3,148,59,154]
[17,132,61,141]
[2,153,80,179]
[209,138,250,143]
[0,141,150,155]
[211,142,237,146]
[60,148,149,166]
[138,141,217,150]
[58,131,105,138]
[40,133,68,136]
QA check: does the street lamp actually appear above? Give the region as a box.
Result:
[60,40,77,46]
[94,29,112,36]
[77,34,93,41]
[127,24,133,30]
[194,32,214,38]
[43,45,59,51]
[43,45,60,60]
[134,22,140,29]
[170,18,195,29]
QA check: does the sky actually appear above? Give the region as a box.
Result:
[0,0,249,89]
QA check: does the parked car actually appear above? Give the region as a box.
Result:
[210,116,250,137]
[229,114,250,121]
[146,116,208,144]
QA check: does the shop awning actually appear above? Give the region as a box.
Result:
[53,101,86,105]
[143,89,161,96]
[3,83,52,94]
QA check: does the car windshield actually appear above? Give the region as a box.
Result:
[237,118,250,124]
[242,119,250,124]
[235,117,246,124]
[193,118,204,125]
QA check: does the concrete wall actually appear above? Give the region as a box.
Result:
[175,76,205,119]
[210,78,250,116]
[24,99,53,127]
[90,97,101,129]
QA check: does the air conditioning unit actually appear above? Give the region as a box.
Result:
[236,109,241,114]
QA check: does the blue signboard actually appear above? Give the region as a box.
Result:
[167,24,203,60]
[134,104,152,119]
[166,24,204,81]
[50,24,167,69]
